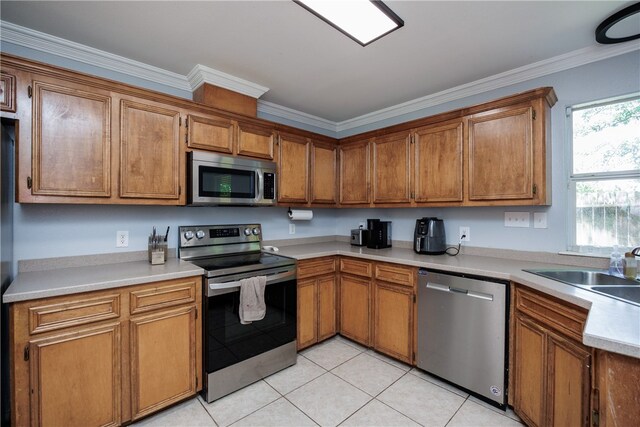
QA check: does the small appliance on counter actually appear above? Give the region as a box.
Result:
[366,219,392,249]
[350,226,368,247]
[414,217,447,255]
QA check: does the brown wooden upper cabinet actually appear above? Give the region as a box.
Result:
[186,113,234,154]
[31,78,112,198]
[339,139,370,205]
[467,105,534,201]
[277,132,310,204]
[237,121,276,160]
[372,131,412,204]
[310,141,337,204]
[119,99,182,202]
[413,120,463,203]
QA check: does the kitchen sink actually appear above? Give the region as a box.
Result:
[524,269,640,306]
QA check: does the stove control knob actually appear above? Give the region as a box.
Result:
[195,230,205,239]
[184,231,194,241]
[243,228,252,236]
[252,227,261,235]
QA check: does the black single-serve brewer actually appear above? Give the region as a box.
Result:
[367,219,392,249]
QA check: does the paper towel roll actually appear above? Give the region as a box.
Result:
[288,209,313,221]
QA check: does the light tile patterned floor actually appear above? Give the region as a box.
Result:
[133,336,523,427]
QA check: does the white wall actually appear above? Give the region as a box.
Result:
[3,43,639,261]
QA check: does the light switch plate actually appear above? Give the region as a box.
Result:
[534,212,548,229]
[504,212,530,228]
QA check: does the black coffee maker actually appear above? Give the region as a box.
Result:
[414,217,446,254]
[367,219,392,249]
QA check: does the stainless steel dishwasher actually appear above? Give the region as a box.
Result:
[417,268,509,408]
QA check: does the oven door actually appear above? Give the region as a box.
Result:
[204,268,297,375]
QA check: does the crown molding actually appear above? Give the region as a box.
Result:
[2,20,638,137]
[336,42,640,132]
[0,20,192,92]
[257,100,337,132]
[187,63,269,99]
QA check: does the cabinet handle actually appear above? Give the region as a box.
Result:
[23,345,30,361]
[27,177,32,190]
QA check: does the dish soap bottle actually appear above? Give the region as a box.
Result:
[608,246,624,278]
[623,252,637,280]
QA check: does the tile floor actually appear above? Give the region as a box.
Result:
[133,336,523,427]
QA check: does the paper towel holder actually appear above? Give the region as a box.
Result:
[287,207,313,221]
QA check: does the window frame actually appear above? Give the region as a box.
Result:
[566,92,640,253]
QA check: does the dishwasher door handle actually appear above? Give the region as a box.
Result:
[426,282,493,301]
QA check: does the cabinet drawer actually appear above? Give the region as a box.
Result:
[340,258,372,278]
[375,263,415,287]
[515,285,587,342]
[298,257,336,279]
[29,294,121,335]
[130,278,198,315]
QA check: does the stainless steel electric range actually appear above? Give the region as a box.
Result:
[178,224,297,402]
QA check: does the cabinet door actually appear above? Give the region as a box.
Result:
[317,274,337,342]
[373,281,413,363]
[297,278,317,350]
[547,333,591,427]
[414,121,463,202]
[278,132,310,203]
[339,274,370,346]
[186,114,234,153]
[468,106,533,201]
[237,121,275,160]
[339,140,370,205]
[514,314,546,427]
[29,324,121,427]
[32,80,111,197]
[372,131,412,203]
[120,99,181,200]
[130,306,197,420]
[311,141,337,204]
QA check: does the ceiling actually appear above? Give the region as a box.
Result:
[0,1,635,122]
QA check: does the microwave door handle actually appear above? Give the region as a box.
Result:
[256,170,264,202]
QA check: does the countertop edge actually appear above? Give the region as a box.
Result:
[3,260,204,303]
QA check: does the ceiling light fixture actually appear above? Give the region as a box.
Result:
[595,2,640,44]
[295,0,404,46]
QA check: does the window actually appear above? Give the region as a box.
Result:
[568,94,640,253]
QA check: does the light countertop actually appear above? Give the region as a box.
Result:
[3,258,204,303]
[274,242,640,359]
[4,242,638,359]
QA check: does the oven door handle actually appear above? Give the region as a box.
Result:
[209,270,294,292]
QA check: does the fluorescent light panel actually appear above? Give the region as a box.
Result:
[296,0,404,46]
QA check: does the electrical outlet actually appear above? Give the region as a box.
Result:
[116,230,129,247]
[289,224,295,235]
[505,212,531,228]
[459,226,470,242]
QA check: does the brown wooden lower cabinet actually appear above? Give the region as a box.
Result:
[513,284,592,427]
[9,276,202,427]
[339,273,371,346]
[373,281,413,364]
[595,350,640,427]
[28,323,122,427]
[296,257,337,350]
[130,305,198,420]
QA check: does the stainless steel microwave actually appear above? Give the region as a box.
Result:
[188,151,277,206]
